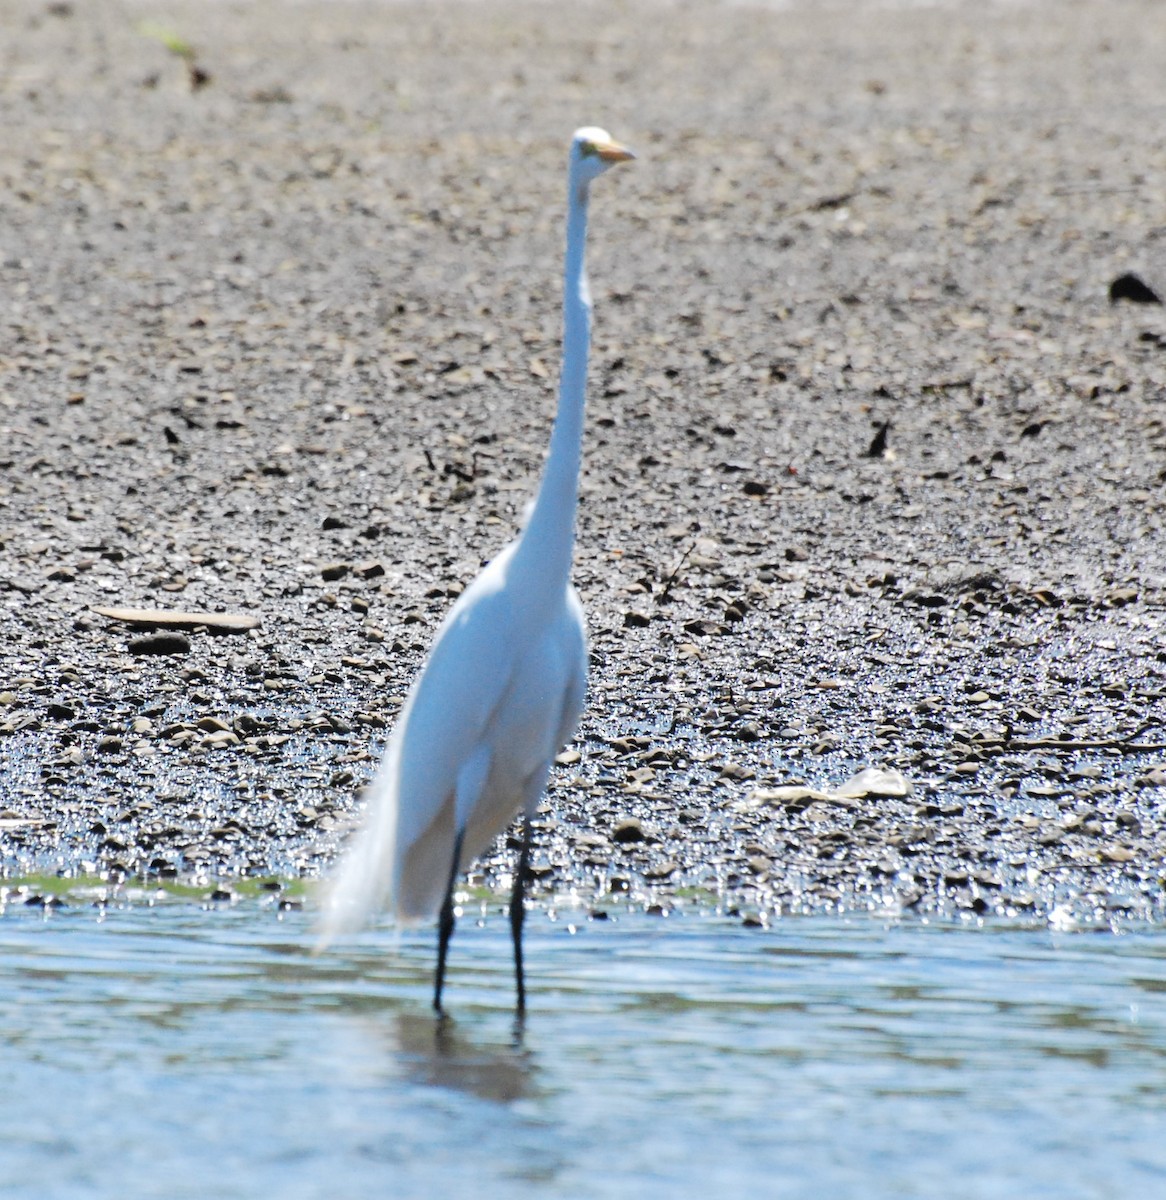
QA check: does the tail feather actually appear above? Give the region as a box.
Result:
[316,743,402,947]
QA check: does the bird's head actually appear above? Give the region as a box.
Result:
[570,126,635,187]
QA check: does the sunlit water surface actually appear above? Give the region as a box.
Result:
[1,904,1163,1199]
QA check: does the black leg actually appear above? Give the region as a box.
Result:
[434,828,465,1016]
[509,809,533,1018]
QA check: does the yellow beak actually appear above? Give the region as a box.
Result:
[594,139,636,163]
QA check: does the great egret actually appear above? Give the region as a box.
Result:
[320,127,634,1015]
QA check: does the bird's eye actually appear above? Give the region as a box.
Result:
[579,141,598,158]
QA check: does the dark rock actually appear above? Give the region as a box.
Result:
[906,592,947,608]
[1109,272,1162,304]
[864,420,890,458]
[128,632,191,656]
[612,818,647,844]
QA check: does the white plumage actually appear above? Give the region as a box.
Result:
[319,127,634,1014]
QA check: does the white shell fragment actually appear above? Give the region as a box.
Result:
[745,767,913,809]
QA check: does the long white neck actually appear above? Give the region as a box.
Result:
[513,177,591,590]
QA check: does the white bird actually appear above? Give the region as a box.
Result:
[320,127,634,1015]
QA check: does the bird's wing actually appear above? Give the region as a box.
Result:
[318,549,522,937]
[390,552,523,854]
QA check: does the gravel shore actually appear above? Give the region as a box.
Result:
[2,0,1164,924]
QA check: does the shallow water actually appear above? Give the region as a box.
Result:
[1,902,1163,1199]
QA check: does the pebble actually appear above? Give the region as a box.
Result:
[612,818,647,844]
[197,717,232,733]
[201,730,240,748]
[128,633,191,656]
[1108,272,1161,304]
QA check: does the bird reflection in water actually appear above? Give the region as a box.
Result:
[390,1012,538,1105]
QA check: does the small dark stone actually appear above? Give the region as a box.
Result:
[623,610,651,628]
[864,419,890,458]
[320,562,350,581]
[1106,586,1138,607]
[742,479,769,496]
[46,701,75,720]
[612,818,646,844]
[1109,272,1162,304]
[683,618,727,636]
[128,632,191,656]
